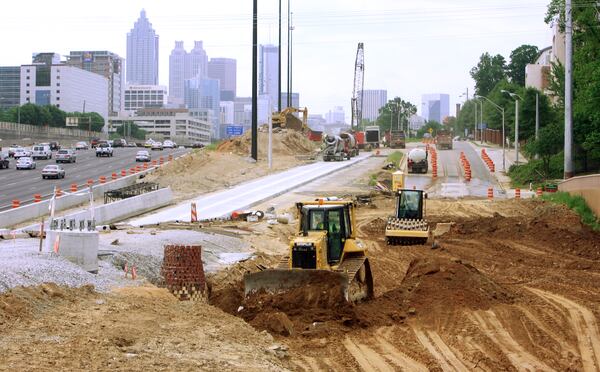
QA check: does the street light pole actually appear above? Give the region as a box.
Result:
[473,100,477,141]
[501,90,523,165]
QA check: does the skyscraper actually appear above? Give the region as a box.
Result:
[168,41,208,106]
[359,89,387,121]
[66,51,124,115]
[126,9,159,85]
[208,58,237,101]
[259,44,279,112]
[421,94,450,123]
[185,77,220,138]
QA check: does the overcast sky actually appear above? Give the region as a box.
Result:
[0,0,552,119]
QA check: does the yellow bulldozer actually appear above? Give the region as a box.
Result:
[244,198,374,302]
[385,189,430,245]
[271,107,308,131]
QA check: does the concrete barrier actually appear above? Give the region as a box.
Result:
[559,174,600,217]
[56,187,173,226]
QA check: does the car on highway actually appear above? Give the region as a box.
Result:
[151,141,164,151]
[113,138,127,147]
[0,154,9,169]
[75,141,89,150]
[127,142,138,147]
[144,139,155,148]
[42,164,65,179]
[56,149,76,163]
[91,137,101,148]
[7,144,20,157]
[95,143,113,157]
[16,156,36,170]
[163,140,175,148]
[107,140,114,147]
[32,144,52,160]
[13,148,32,159]
[191,142,205,149]
[135,150,151,162]
[49,141,61,151]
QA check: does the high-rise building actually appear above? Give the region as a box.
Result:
[325,106,345,124]
[280,92,299,109]
[20,64,108,121]
[421,94,450,123]
[168,41,208,106]
[0,66,21,109]
[126,9,159,85]
[66,51,124,115]
[184,77,220,139]
[359,89,387,121]
[123,85,167,114]
[208,58,237,101]
[259,44,279,112]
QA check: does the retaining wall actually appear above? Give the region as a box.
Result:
[558,174,600,217]
[0,121,105,145]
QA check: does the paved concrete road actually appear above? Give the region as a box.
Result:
[403,140,499,198]
[0,147,189,210]
[130,152,373,225]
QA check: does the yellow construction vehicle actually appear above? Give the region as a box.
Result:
[271,107,308,131]
[244,198,374,302]
[385,189,430,245]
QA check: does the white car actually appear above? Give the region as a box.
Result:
[42,164,65,179]
[13,148,32,159]
[135,150,151,162]
[16,156,36,170]
[163,140,175,148]
[151,142,163,151]
[56,149,77,163]
[75,141,89,150]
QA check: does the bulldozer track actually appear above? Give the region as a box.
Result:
[413,327,470,371]
[336,256,367,286]
[468,310,555,371]
[528,287,600,372]
[343,336,396,372]
[276,256,289,269]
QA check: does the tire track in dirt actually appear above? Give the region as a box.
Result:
[528,287,600,372]
[375,327,429,372]
[343,336,396,372]
[516,305,578,356]
[469,310,555,371]
[413,327,470,371]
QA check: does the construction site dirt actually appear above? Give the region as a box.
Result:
[1,151,599,370]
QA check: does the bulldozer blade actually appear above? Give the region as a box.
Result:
[244,269,349,300]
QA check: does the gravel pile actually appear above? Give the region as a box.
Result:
[0,228,253,293]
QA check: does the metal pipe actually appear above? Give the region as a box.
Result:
[251,0,258,161]
[278,0,282,112]
[565,0,573,178]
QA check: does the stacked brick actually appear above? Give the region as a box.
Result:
[161,244,206,301]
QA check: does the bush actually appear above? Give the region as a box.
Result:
[541,192,599,230]
[386,151,403,166]
[508,153,563,186]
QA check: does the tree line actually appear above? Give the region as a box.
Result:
[0,103,104,132]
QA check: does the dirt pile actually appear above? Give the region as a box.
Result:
[0,283,94,324]
[449,202,600,260]
[217,129,318,157]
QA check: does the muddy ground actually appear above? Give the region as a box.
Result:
[2,196,598,371]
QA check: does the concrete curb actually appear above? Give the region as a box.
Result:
[21,187,173,232]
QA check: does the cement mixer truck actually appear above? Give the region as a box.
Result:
[323,135,346,161]
[340,132,359,158]
[407,148,428,173]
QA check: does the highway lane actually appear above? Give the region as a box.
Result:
[404,140,499,198]
[0,147,189,210]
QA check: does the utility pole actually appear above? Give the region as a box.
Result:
[251,0,258,161]
[286,0,291,107]
[278,0,282,112]
[564,0,573,178]
[289,12,294,107]
[535,92,540,160]
[515,99,520,164]
[480,100,484,143]
[473,101,477,141]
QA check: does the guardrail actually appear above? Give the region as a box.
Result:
[558,174,600,217]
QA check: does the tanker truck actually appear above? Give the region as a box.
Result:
[407,148,428,173]
[323,135,346,161]
[340,132,359,158]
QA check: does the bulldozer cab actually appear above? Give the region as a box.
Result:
[395,189,425,220]
[300,204,352,265]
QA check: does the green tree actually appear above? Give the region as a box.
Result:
[116,122,147,140]
[45,105,67,127]
[375,97,417,132]
[470,53,507,96]
[525,121,564,176]
[68,111,104,132]
[507,45,539,86]
[417,120,443,138]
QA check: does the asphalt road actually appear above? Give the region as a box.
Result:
[0,147,189,211]
[404,140,499,197]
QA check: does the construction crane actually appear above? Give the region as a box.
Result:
[351,42,364,130]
